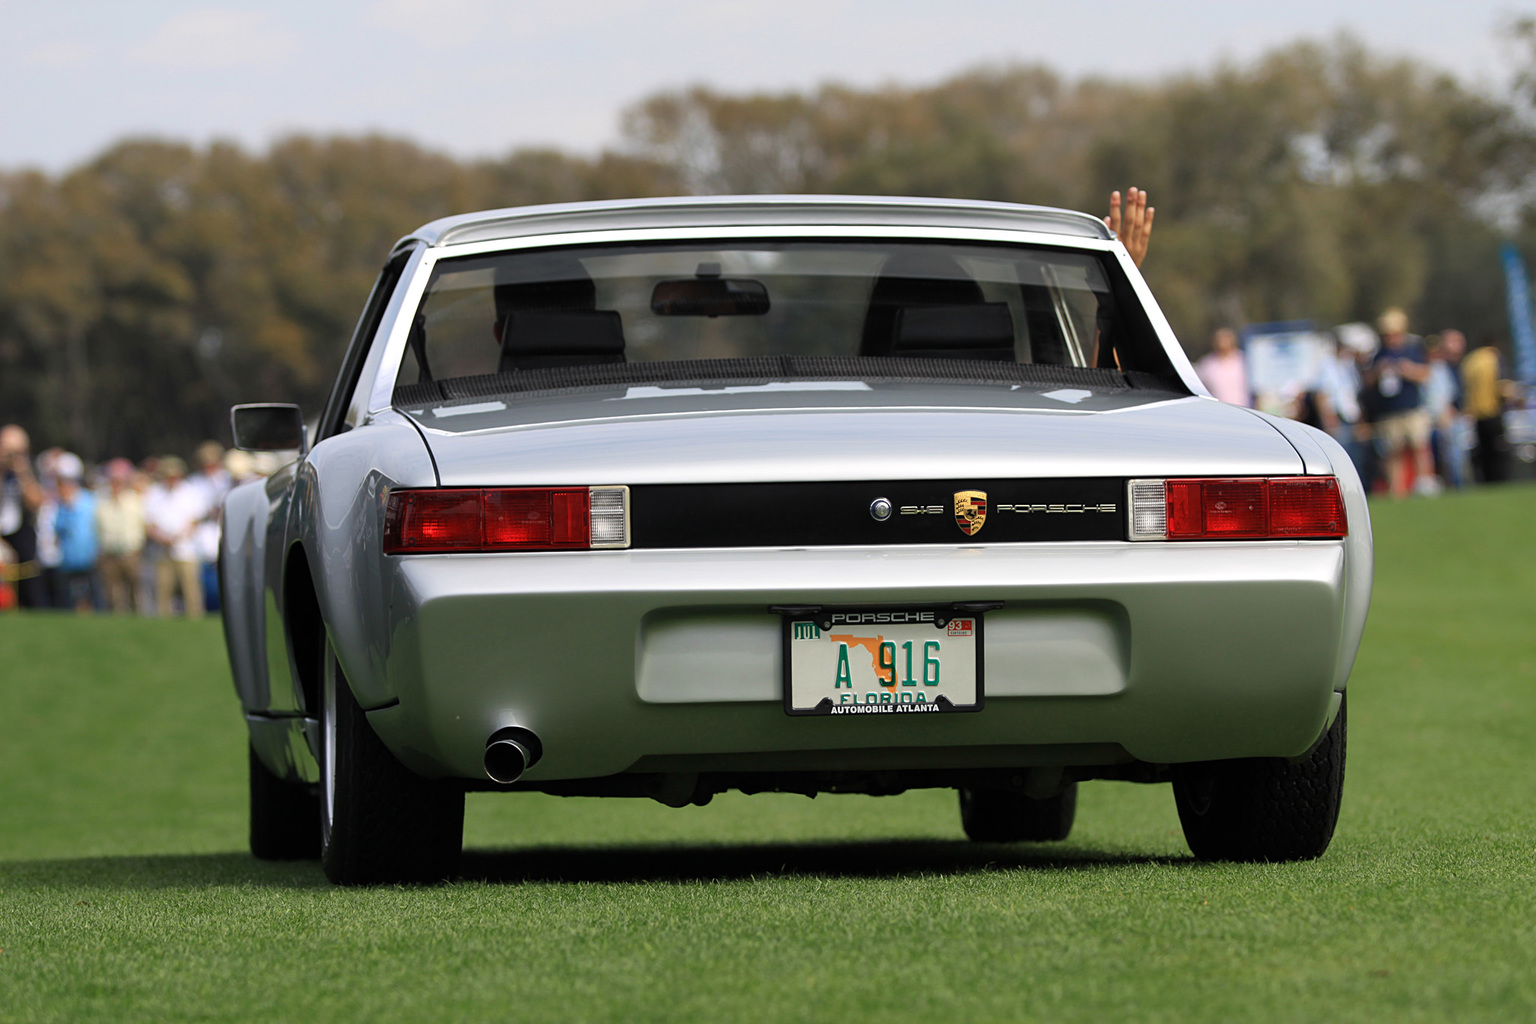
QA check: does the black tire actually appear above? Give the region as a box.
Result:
[1173,695,1346,862]
[959,782,1078,842]
[249,743,321,860]
[320,642,463,885]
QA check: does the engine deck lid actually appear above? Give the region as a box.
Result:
[400,382,1305,486]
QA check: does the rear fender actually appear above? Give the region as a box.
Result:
[1306,425,1373,690]
[291,411,437,710]
[1239,411,1373,691]
[1243,408,1332,475]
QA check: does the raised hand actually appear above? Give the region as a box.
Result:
[1106,187,1154,268]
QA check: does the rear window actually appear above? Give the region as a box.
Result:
[394,240,1178,399]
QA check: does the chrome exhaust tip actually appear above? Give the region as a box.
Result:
[484,727,542,784]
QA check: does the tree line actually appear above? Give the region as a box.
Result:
[3,35,1534,460]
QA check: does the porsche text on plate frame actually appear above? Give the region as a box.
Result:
[219,194,1372,885]
[783,606,984,716]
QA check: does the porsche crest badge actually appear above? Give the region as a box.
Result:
[953,490,988,536]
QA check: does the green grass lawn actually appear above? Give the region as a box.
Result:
[2,485,1534,1023]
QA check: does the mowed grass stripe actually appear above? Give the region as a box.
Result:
[1,485,1533,1022]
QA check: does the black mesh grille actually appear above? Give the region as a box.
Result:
[1123,369,1185,391]
[392,381,445,405]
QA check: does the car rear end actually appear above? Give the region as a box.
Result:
[298,199,1370,881]
[366,389,1367,795]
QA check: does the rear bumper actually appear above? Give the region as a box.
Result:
[364,541,1357,781]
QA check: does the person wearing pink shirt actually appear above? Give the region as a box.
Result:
[1194,327,1251,406]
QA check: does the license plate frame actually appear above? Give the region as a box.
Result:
[773,603,996,717]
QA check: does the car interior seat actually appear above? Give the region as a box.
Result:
[858,252,1015,361]
[497,310,626,372]
[494,258,627,372]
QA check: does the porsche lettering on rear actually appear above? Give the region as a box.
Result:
[995,502,1118,514]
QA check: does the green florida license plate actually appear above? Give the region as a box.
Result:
[782,607,984,716]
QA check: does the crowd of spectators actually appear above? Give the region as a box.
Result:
[0,426,280,613]
[1192,309,1523,499]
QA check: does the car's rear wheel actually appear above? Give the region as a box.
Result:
[319,639,463,885]
[959,782,1078,842]
[1173,695,1346,862]
[249,743,320,860]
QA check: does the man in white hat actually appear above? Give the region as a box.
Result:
[1363,307,1434,498]
[143,456,209,617]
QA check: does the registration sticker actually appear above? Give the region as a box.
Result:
[781,607,984,716]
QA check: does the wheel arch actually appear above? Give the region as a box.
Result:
[282,541,325,717]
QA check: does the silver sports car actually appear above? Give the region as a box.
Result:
[220,195,1372,885]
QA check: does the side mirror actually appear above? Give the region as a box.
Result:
[231,404,307,454]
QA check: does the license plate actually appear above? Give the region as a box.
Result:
[781,607,985,716]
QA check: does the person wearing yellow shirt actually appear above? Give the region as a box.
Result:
[1460,341,1514,483]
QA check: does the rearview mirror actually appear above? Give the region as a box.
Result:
[651,266,770,317]
[231,404,307,454]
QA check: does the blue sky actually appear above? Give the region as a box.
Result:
[3,1,1526,171]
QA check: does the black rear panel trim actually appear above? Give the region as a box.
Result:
[631,478,1125,548]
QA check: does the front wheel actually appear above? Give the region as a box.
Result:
[1173,695,1347,862]
[959,783,1078,842]
[320,640,463,885]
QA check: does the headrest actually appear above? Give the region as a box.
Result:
[892,303,1016,362]
[859,252,987,356]
[498,309,626,373]
[494,253,597,321]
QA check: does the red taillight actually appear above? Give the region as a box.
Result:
[385,488,591,553]
[384,489,482,552]
[483,489,588,548]
[1267,477,1348,537]
[1163,477,1346,540]
[1167,478,1265,538]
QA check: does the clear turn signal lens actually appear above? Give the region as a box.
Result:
[588,486,630,548]
[1127,479,1168,540]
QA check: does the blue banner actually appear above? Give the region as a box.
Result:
[1499,243,1536,384]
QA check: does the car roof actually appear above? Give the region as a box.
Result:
[400,195,1114,251]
